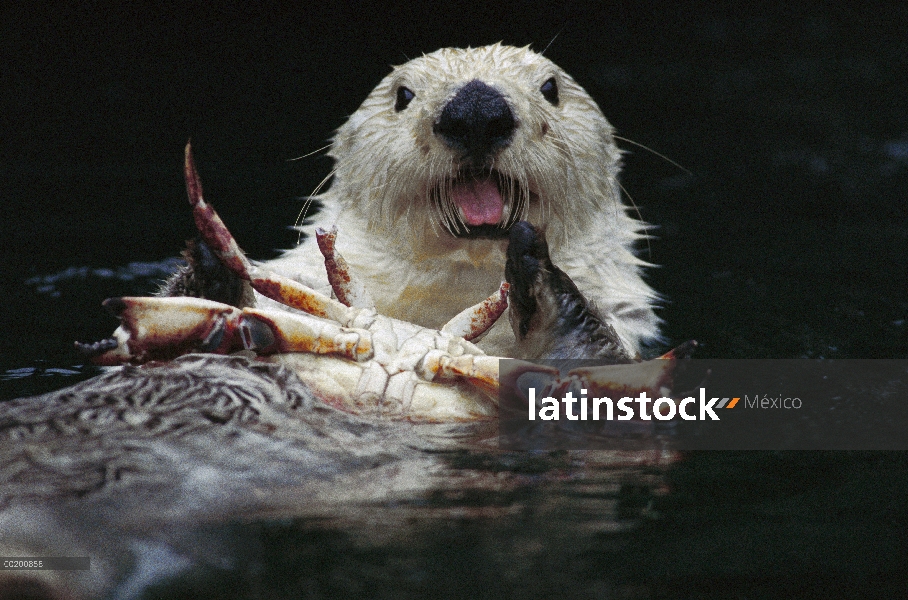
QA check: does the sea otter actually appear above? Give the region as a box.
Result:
[166,44,661,359]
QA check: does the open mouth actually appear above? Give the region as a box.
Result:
[432,169,529,239]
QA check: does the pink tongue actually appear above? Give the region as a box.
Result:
[452,178,504,226]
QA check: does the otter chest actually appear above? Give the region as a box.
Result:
[362,247,508,330]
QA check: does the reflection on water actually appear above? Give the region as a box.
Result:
[3,362,908,598]
[131,460,672,600]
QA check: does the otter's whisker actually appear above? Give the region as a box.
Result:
[443,176,464,235]
[430,182,451,237]
[615,179,653,259]
[613,135,691,175]
[287,143,333,162]
[433,179,454,236]
[296,166,340,244]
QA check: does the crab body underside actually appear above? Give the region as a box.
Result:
[78,144,680,422]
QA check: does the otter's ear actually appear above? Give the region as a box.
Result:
[505,222,632,362]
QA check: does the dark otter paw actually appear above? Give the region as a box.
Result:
[157,238,254,308]
[505,221,634,362]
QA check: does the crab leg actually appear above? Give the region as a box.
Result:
[418,352,503,396]
[240,308,373,362]
[441,282,510,341]
[184,142,359,326]
[315,226,375,310]
[541,341,696,400]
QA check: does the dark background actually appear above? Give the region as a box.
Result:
[2,3,908,597]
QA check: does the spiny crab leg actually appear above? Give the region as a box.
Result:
[185,142,358,326]
[315,226,375,310]
[441,282,509,341]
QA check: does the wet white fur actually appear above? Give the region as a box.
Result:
[265,44,661,357]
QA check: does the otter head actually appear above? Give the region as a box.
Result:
[329,44,624,247]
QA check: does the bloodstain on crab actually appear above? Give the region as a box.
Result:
[76,143,689,423]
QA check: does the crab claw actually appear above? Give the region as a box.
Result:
[78,296,243,365]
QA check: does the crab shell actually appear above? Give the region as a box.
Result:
[78,143,681,423]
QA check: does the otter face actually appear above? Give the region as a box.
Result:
[329,44,624,245]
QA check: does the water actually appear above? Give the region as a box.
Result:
[2,3,907,598]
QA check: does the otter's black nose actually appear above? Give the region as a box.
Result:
[433,80,515,163]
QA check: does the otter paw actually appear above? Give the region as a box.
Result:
[158,238,254,308]
[505,221,634,362]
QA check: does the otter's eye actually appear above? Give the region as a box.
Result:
[540,77,559,106]
[395,86,415,111]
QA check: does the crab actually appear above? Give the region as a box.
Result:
[76,143,686,422]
